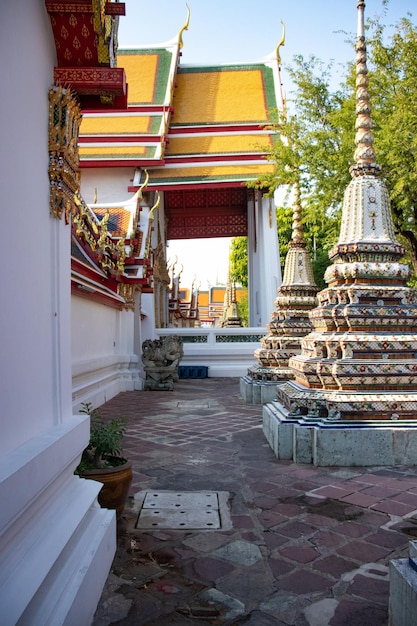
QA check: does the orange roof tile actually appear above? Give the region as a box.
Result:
[198,292,210,306]
[78,45,281,184]
[167,134,272,157]
[93,207,132,236]
[173,68,272,125]
[81,114,159,136]
[147,162,275,187]
[79,144,155,159]
[118,50,172,105]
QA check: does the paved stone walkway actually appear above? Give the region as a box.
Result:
[92,378,417,625]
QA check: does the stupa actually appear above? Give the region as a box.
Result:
[220,277,244,328]
[263,0,417,466]
[240,182,318,403]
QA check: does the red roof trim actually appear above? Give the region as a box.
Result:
[80,153,267,167]
[81,105,174,114]
[128,181,246,192]
[54,67,126,96]
[80,159,165,168]
[79,135,165,143]
[169,124,267,134]
[165,154,269,165]
[71,283,123,310]
[72,257,105,283]
[46,2,125,15]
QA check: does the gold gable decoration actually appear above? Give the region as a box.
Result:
[178,3,190,50]
[73,194,126,277]
[93,0,119,67]
[48,86,82,221]
[117,283,139,311]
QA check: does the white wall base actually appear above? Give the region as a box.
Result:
[0,418,116,625]
[180,350,258,378]
[72,354,144,411]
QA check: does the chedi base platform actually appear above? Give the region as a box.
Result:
[263,392,417,467]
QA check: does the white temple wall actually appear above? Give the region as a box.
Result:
[80,166,134,203]
[72,296,141,410]
[0,6,67,454]
[141,292,158,342]
[0,5,116,624]
[72,296,121,361]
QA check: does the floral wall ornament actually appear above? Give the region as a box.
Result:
[48,85,82,221]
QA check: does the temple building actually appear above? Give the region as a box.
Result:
[72,7,285,401]
[1,2,129,623]
[0,2,285,622]
[263,0,417,467]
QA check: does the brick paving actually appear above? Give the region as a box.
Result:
[93,378,417,625]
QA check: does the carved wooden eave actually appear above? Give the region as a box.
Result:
[71,186,157,309]
[71,236,126,309]
[46,0,127,109]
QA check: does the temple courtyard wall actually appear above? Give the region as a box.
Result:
[0,5,116,623]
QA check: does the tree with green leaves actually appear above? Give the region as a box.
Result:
[368,14,417,277]
[229,236,248,288]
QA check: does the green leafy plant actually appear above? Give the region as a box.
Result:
[76,402,128,473]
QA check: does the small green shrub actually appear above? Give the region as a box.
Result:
[76,402,127,472]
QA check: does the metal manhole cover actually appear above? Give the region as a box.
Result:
[136,491,221,529]
[176,399,221,409]
[177,401,211,409]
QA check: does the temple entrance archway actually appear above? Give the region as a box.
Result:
[159,186,281,328]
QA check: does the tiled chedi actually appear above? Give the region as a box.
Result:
[277,1,417,421]
[248,182,318,382]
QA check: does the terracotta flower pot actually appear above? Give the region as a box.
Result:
[80,459,132,517]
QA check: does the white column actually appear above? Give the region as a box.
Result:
[247,190,281,326]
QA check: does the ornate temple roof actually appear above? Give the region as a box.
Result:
[78,40,282,187]
[71,174,158,308]
[79,42,179,165]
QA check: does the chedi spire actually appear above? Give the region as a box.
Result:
[246,182,318,386]
[351,0,379,176]
[329,0,404,263]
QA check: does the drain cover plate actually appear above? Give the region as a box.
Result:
[136,491,221,529]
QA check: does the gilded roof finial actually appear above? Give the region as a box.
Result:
[137,169,150,202]
[148,191,160,221]
[350,0,380,178]
[275,21,285,66]
[178,4,190,50]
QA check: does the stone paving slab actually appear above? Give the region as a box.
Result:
[93,378,417,626]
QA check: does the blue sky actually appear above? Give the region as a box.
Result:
[118,0,415,97]
[117,0,415,290]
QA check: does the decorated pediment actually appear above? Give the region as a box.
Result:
[46,0,127,108]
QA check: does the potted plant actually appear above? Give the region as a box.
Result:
[76,402,132,517]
